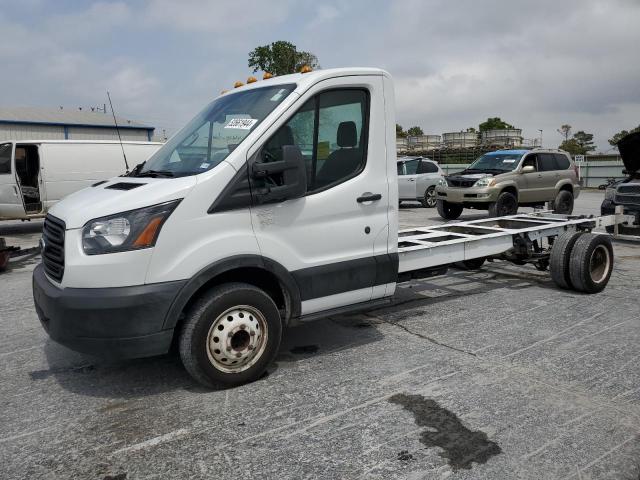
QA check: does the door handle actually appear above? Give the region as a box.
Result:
[409,178,416,182]
[12,185,18,196]
[357,193,382,203]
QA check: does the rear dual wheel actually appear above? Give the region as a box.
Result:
[179,282,282,388]
[550,232,614,293]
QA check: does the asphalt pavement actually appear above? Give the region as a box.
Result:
[1,191,639,479]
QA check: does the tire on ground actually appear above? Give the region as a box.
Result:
[436,200,463,220]
[568,233,614,294]
[421,186,437,208]
[179,282,283,388]
[549,231,583,290]
[553,190,574,214]
[454,257,486,270]
[488,191,518,217]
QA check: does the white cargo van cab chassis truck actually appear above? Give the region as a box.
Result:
[32,68,633,387]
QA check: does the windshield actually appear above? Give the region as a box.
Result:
[466,153,523,173]
[137,84,296,177]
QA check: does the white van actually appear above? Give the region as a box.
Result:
[32,68,625,388]
[0,140,161,220]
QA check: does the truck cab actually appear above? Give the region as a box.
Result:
[33,68,399,387]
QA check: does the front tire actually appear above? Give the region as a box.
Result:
[550,232,583,290]
[553,190,574,214]
[421,186,437,208]
[179,282,282,388]
[488,191,518,217]
[436,200,463,220]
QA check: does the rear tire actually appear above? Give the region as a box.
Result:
[436,200,463,220]
[550,232,583,289]
[488,191,518,217]
[421,186,437,208]
[553,190,574,214]
[569,233,614,293]
[179,282,282,388]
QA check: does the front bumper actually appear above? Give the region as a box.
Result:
[601,199,640,226]
[435,186,498,204]
[32,264,186,359]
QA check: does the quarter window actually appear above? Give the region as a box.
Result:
[418,160,438,174]
[0,143,11,174]
[554,153,570,169]
[263,89,369,193]
[403,159,419,175]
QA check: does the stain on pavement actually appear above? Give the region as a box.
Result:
[389,393,501,471]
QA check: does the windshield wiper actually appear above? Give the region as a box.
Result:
[135,169,176,178]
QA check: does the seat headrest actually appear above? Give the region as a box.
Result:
[273,125,294,147]
[337,121,357,148]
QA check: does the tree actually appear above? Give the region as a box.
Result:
[248,40,319,76]
[478,117,514,132]
[557,124,572,142]
[406,126,424,136]
[559,130,596,155]
[573,130,596,154]
[396,124,407,138]
[609,125,640,147]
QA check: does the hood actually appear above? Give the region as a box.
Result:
[618,130,640,174]
[448,173,493,179]
[49,176,197,229]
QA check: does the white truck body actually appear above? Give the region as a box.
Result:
[0,140,161,220]
[32,68,630,387]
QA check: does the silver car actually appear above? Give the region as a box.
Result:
[397,156,444,208]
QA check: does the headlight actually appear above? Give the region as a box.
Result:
[474,176,495,188]
[605,188,616,200]
[437,178,448,187]
[82,200,181,255]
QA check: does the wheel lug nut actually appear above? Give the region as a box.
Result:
[227,347,232,352]
[236,353,242,358]
[248,345,254,350]
[239,324,246,330]
[250,331,256,336]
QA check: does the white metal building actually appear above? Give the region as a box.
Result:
[0,107,154,142]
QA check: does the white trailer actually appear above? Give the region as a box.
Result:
[32,68,632,388]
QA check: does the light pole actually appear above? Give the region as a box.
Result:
[538,129,543,147]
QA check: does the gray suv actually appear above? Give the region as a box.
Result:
[435,148,580,219]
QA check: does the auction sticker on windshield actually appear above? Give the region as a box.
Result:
[225,118,258,129]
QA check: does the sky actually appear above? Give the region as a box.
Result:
[0,0,639,151]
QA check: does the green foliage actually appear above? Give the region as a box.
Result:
[559,130,596,155]
[248,41,319,76]
[396,124,407,138]
[609,125,640,146]
[406,126,424,136]
[478,117,514,132]
[557,124,572,141]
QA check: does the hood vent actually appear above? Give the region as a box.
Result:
[105,182,145,191]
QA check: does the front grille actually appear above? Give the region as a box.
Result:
[42,214,65,282]
[617,184,640,195]
[447,178,476,188]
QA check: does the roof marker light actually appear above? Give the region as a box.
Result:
[263,72,273,80]
[300,65,312,73]
[247,76,257,84]
[233,81,244,88]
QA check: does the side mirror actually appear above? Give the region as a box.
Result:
[521,165,535,173]
[252,145,307,203]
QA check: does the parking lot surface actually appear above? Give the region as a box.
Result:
[1,191,639,479]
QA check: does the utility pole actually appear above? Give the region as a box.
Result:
[538,129,543,147]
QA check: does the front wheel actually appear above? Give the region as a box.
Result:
[421,186,437,208]
[553,190,574,214]
[436,200,463,220]
[179,282,282,388]
[488,191,518,217]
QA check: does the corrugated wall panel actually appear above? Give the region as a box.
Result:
[0,124,65,140]
[67,127,149,141]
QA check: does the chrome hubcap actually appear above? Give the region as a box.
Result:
[206,306,267,373]
[426,188,436,206]
[589,245,610,284]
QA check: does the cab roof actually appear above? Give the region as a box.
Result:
[486,149,528,155]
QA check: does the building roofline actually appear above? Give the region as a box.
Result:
[0,119,154,131]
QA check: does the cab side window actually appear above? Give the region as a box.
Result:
[0,143,11,174]
[403,159,419,175]
[538,153,558,171]
[522,154,538,171]
[554,154,570,169]
[263,89,369,194]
